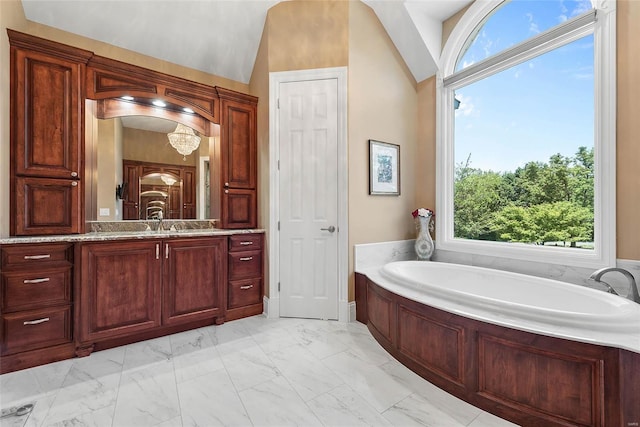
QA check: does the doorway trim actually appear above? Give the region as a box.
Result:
[267,67,349,321]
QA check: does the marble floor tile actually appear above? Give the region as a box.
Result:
[266,343,343,401]
[382,392,466,427]
[0,359,73,406]
[170,328,224,384]
[468,411,520,427]
[307,383,393,426]
[42,404,115,427]
[239,376,322,426]
[218,338,281,392]
[177,369,250,427]
[322,350,412,412]
[379,360,482,425]
[112,360,180,427]
[0,316,519,427]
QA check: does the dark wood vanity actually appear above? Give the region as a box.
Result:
[1,29,264,374]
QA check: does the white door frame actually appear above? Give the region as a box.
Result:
[267,67,349,321]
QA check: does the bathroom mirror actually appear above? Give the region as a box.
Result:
[86,99,218,222]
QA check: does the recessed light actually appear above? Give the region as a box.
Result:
[152,100,167,107]
[183,107,195,114]
[121,95,134,101]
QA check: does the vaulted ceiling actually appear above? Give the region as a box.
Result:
[21,0,472,84]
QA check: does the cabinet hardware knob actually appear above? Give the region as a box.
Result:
[71,171,78,177]
[239,256,253,261]
[71,181,78,187]
[240,285,254,290]
[24,254,50,260]
[224,182,229,188]
[23,278,50,284]
[239,241,253,246]
[224,190,229,194]
[23,317,49,325]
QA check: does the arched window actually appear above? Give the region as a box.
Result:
[437,0,616,269]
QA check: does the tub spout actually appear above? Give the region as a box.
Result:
[589,267,640,304]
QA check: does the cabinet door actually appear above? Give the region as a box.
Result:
[162,238,226,326]
[221,188,257,229]
[182,167,196,219]
[220,99,256,189]
[122,163,139,220]
[12,49,83,179]
[14,177,82,235]
[78,241,162,343]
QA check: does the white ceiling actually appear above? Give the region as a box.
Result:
[21,0,472,84]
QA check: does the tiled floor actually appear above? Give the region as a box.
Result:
[0,316,518,427]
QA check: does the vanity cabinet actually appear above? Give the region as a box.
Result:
[76,237,226,353]
[218,89,258,229]
[8,30,91,235]
[0,243,75,373]
[226,234,263,321]
[162,238,226,326]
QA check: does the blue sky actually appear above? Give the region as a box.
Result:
[454,0,594,173]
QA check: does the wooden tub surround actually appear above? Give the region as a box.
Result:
[355,273,640,427]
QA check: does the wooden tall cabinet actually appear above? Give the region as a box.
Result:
[218,89,258,229]
[8,30,92,235]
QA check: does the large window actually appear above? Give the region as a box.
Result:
[437,0,616,268]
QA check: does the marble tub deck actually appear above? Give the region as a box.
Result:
[0,316,517,427]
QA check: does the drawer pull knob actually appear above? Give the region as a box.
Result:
[71,171,78,177]
[239,241,254,246]
[24,254,50,260]
[239,257,253,261]
[23,278,50,284]
[240,285,254,290]
[23,317,50,325]
[71,181,78,187]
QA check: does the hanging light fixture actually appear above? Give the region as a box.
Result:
[160,174,177,186]
[167,123,201,160]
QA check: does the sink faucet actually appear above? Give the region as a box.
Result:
[156,210,164,232]
[589,267,640,304]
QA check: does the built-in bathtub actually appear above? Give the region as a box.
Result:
[355,261,640,427]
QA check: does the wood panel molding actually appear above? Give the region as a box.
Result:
[355,273,639,427]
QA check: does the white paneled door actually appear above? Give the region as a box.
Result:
[278,78,339,320]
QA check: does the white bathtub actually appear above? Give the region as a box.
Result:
[363,261,640,353]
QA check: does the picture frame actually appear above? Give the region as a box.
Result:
[369,139,400,195]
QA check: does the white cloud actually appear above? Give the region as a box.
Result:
[526,12,540,34]
[454,93,475,118]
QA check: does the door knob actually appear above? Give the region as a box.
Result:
[320,225,336,233]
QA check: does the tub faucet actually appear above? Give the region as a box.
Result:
[589,267,640,304]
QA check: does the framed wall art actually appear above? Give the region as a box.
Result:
[369,139,400,195]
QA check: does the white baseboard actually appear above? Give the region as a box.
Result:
[263,295,280,319]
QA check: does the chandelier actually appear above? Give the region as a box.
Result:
[160,174,177,186]
[167,123,201,160]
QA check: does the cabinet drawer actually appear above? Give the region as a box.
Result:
[2,267,72,312]
[2,306,72,355]
[229,234,263,252]
[228,279,262,309]
[228,251,262,280]
[1,243,72,268]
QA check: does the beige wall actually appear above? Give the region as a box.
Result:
[122,127,197,166]
[616,0,640,261]
[415,77,436,217]
[267,1,349,73]
[348,1,419,300]
[249,22,271,294]
[96,118,123,220]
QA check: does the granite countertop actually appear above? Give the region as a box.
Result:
[0,221,265,245]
